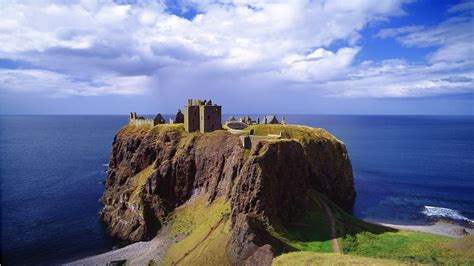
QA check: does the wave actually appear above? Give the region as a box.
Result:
[102,163,109,167]
[422,206,473,223]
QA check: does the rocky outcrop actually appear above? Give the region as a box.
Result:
[101,124,355,263]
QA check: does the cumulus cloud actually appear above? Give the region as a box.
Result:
[0,0,472,101]
[279,47,361,82]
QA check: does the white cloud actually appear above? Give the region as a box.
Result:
[377,25,424,39]
[0,69,153,97]
[279,47,360,82]
[0,0,472,101]
[377,2,474,63]
[321,59,474,97]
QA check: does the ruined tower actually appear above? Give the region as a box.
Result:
[199,100,222,133]
[184,99,222,133]
[184,99,200,132]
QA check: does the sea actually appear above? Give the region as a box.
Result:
[1,115,473,264]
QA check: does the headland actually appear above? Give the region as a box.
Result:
[70,99,473,265]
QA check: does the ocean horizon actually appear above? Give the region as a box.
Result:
[1,114,473,264]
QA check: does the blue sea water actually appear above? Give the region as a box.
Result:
[1,115,473,264]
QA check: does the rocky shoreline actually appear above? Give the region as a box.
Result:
[380,221,473,238]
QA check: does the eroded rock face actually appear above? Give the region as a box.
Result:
[101,125,355,262]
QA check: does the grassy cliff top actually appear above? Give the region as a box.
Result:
[119,123,185,137]
[121,123,341,145]
[241,124,340,144]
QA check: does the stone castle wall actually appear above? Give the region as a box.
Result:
[184,105,200,132]
[200,105,222,133]
[129,118,154,127]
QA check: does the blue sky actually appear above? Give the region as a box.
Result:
[0,0,473,115]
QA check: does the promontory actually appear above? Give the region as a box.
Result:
[100,119,356,265]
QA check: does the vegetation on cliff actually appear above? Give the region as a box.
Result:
[100,123,473,265]
[271,189,474,264]
[162,196,231,265]
[273,252,413,265]
[242,124,340,145]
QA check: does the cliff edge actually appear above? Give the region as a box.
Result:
[100,123,356,264]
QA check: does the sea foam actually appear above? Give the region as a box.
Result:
[422,205,473,223]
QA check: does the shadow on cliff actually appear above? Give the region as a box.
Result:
[267,190,398,254]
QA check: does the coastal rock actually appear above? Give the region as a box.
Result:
[101,124,355,262]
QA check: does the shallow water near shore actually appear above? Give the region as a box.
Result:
[1,115,473,264]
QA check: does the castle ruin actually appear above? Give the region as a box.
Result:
[184,99,222,133]
[128,100,286,141]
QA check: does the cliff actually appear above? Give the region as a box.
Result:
[100,123,356,264]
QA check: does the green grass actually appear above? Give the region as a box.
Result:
[312,191,474,264]
[120,123,154,136]
[242,124,339,145]
[341,231,451,263]
[150,123,185,134]
[341,231,474,264]
[121,123,185,138]
[162,196,232,266]
[273,251,414,265]
[268,190,474,264]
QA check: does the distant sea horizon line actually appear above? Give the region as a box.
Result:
[1,114,473,117]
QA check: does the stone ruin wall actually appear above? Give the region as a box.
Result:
[200,105,222,133]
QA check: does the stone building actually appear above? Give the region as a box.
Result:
[153,114,165,126]
[263,115,279,124]
[240,116,255,125]
[184,100,200,132]
[184,99,222,133]
[129,112,154,126]
[175,109,184,123]
[129,112,137,123]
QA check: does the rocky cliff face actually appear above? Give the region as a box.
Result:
[101,124,355,263]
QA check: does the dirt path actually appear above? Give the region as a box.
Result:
[173,216,226,265]
[319,199,341,254]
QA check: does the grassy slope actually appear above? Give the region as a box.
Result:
[272,191,474,265]
[161,196,232,266]
[273,251,414,266]
[323,192,474,264]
